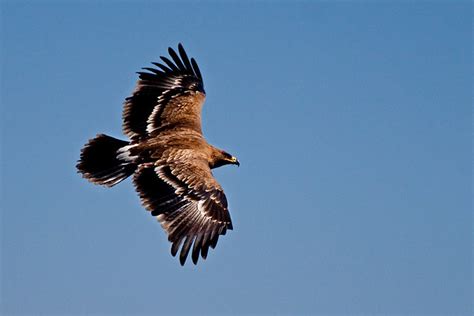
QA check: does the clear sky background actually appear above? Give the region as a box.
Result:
[1,1,472,315]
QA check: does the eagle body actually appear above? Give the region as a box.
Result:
[77,44,239,265]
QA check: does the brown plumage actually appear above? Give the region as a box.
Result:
[76,44,239,265]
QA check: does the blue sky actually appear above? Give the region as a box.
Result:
[1,1,472,315]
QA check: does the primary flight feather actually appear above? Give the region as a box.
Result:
[77,44,239,265]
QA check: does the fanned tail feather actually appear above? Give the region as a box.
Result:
[77,134,136,187]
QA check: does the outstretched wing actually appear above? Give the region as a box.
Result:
[133,152,233,265]
[123,43,205,141]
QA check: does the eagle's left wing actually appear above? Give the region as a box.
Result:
[123,44,205,141]
[133,151,233,265]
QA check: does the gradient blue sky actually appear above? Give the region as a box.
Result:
[1,1,472,315]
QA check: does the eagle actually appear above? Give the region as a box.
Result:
[77,44,239,265]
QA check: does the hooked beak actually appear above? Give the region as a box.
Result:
[232,156,240,167]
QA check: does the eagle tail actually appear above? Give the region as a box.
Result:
[77,134,137,187]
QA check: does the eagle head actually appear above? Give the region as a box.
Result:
[211,150,240,169]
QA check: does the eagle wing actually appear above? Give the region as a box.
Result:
[133,150,233,265]
[123,43,205,140]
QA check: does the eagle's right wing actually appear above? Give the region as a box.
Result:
[133,151,233,265]
[123,44,205,141]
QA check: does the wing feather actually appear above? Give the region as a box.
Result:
[180,235,195,265]
[151,62,173,73]
[158,56,179,72]
[192,233,204,264]
[141,67,164,75]
[168,46,186,72]
[191,58,202,80]
[178,43,193,73]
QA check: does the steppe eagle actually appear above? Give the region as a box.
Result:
[77,44,239,265]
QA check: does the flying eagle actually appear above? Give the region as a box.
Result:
[77,44,239,265]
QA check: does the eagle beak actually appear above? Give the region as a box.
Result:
[232,157,240,167]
